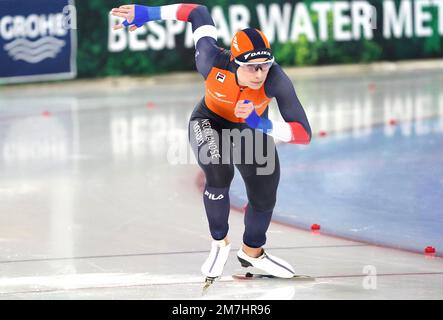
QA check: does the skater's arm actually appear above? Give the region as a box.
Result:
[266,64,311,144]
[242,64,311,144]
[110,4,221,79]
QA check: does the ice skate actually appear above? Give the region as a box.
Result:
[237,248,295,278]
[201,239,231,293]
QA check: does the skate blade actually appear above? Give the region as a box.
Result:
[233,272,315,281]
[202,276,217,296]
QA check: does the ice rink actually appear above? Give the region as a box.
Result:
[1,65,442,299]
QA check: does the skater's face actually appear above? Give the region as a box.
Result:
[236,58,272,90]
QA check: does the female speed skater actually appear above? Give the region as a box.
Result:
[110,3,311,281]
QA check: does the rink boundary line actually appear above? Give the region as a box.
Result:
[0,244,367,265]
[0,98,441,141]
[315,272,443,279]
[0,96,200,123]
[2,58,443,91]
[1,271,443,297]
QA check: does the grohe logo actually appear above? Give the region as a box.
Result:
[0,5,76,64]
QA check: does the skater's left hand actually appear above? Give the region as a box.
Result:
[235,100,254,119]
[110,5,137,31]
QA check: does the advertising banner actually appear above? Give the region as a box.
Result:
[0,0,77,84]
[90,0,442,78]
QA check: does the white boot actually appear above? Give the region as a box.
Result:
[201,239,231,278]
[237,248,295,278]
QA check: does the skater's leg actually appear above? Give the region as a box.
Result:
[234,131,295,278]
[235,131,280,250]
[189,116,234,278]
[189,117,234,241]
